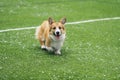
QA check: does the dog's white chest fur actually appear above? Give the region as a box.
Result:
[50,34,65,50]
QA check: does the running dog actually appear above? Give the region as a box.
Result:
[35,17,66,55]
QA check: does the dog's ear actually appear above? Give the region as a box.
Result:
[60,18,66,24]
[48,17,54,25]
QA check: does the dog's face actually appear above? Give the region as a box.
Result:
[48,17,66,39]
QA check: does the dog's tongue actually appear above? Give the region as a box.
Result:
[56,35,60,39]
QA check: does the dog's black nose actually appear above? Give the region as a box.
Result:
[56,31,60,35]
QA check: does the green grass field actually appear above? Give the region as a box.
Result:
[0,0,120,80]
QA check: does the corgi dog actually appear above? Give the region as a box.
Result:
[35,17,66,55]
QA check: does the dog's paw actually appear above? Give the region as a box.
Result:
[46,47,54,52]
[41,45,46,50]
[55,50,61,55]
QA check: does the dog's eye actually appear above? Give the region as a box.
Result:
[59,27,61,29]
[53,27,56,30]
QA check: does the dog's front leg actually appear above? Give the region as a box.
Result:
[45,38,53,52]
[55,49,61,55]
[46,47,53,52]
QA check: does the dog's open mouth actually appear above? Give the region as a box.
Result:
[53,32,61,39]
[55,34,60,39]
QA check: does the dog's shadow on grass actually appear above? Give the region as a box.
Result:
[34,46,56,55]
[34,46,68,56]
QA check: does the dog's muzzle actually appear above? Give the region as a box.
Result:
[54,31,61,37]
[54,28,61,39]
[56,31,60,35]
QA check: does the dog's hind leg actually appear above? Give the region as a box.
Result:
[35,27,46,50]
[39,36,46,50]
[45,38,54,52]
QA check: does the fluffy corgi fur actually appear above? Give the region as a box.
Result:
[35,17,66,55]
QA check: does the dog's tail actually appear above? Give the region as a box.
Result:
[35,26,40,39]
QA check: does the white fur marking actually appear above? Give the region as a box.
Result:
[46,47,54,52]
[41,45,46,49]
[55,50,61,55]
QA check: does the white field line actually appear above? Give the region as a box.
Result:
[66,17,120,25]
[0,17,120,33]
[0,27,36,33]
